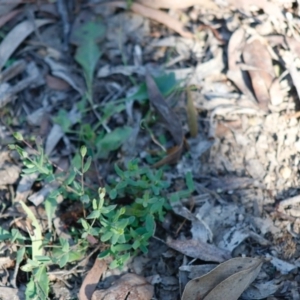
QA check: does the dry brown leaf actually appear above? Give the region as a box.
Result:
[137,0,218,10]
[226,28,255,101]
[186,87,198,137]
[46,74,70,91]
[79,258,108,300]
[145,73,184,167]
[0,9,21,29]
[243,38,274,111]
[166,237,231,263]
[0,0,21,17]
[0,19,53,70]
[0,59,26,83]
[227,0,284,21]
[92,273,154,300]
[182,257,264,300]
[108,1,193,38]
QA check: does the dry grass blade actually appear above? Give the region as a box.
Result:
[186,87,198,137]
[79,258,107,300]
[0,19,53,70]
[108,1,193,38]
[182,257,264,300]
[145,73,184,167]
[137,0,218,10]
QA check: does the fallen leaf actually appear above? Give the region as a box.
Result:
[44,56,84,95]
[166,237,231,263]
[0,19,53,70]
[182,257,264,300]
[0,0,21,17]
[0,9,21,29]
[108,1,193,38]
[79,258,108,300]
[243,38,274,111]
[145,73,184,167]
[0,59,26,83]
[137,0,218,10]
[45,74,70,91]
[92,273,153,300]
[227,0,284,21]
[226,28,255,101]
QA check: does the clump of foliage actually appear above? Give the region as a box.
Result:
[5,133,194,298]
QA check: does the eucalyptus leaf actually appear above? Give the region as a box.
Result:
[96,126,132,158]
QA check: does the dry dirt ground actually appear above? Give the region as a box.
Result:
[1,0,300,299]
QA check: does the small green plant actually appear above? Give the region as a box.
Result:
[6,134,194,298]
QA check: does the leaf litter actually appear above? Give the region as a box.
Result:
[1,0,300,299]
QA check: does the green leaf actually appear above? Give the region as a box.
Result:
[81,194,90,204]
[185,171,194,192]
[58,253,69,268]
[19,201,43,259]
[145,214,155,235]
[116,180,127,190]
[34,265,49,298]
[0,227,11,240]
[96,127,132,158]
[65,169,76,185]
[83,156,92,173]
[80,145,87,157]
[109,188,117,200]
[111,244,131,252]
[16,247,25,265]
[69,250,84,262]
[80,218,89,231]
[98,249,111,259]
[132,240,140,250]
[45,196,57,232]
[53,109,72,132]
[75,41,101,89]
[71,19,105,46]
[25,276,36,300]
[11,228,25,243]
[109,252,130,269]
[60,237,69,252]
[13,132,24,141]
[86,210,100,219]
[114,164,124,178]
[101,231,113,242]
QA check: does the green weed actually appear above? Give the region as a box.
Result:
[6,135,194,299]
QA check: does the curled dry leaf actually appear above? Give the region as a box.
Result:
[79,258,108,300]
[166,237,231,263]
[145,73,184,167]
[137,0,219,10]
[0,19,53,70]
[92,273,154,300]
[108,1,193,38]
[243,38,281,111]
[182,257,264,300]
[227,28,255,101]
